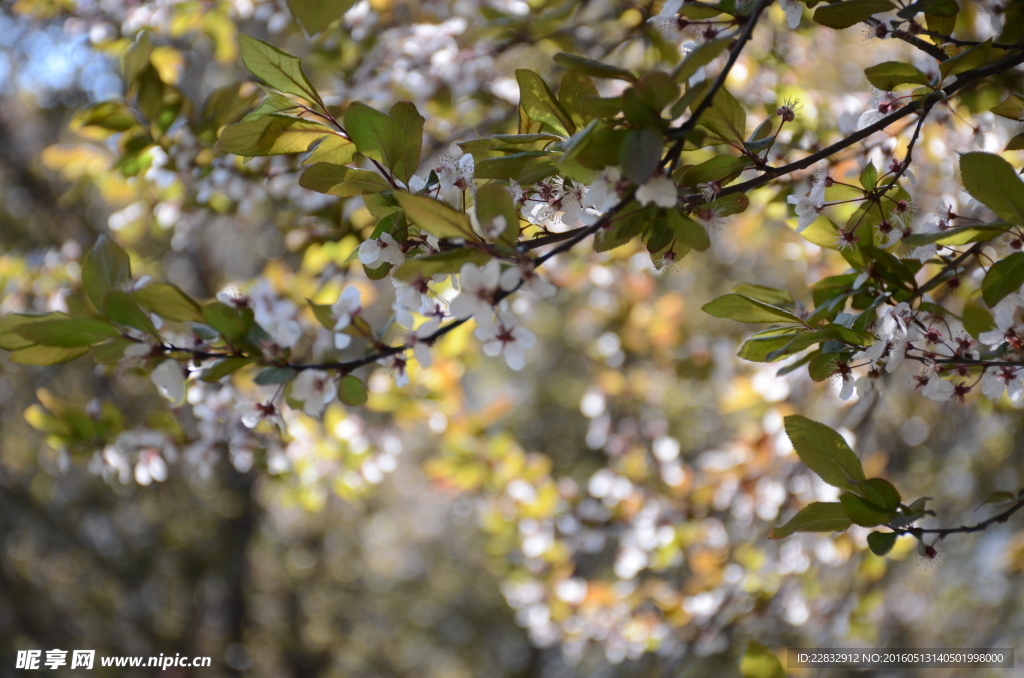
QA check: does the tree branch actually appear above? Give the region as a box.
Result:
[718,48,1024,198]
[892,498,1024,539]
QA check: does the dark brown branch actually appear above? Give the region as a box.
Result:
[718,48,1024,198]
[891,498,1024,539]
[668,0,770,141]
[919,29,1024,51]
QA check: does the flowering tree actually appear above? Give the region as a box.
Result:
[4,0,1024,673]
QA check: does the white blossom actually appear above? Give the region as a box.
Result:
[647,0,684,41]
[500,264,557,298]
[678,42,706,81]
[781,0,803,29]
[636,175,678,208]
[450,261,500,321]
[473,310,536,370]
[587,167,623,213]
[879,302,913,339]
[558,183,587,226]
[134,449,168,486]
[151,359,186,405]
[332,286,362,349]
[981,368,1022,401]
[291,370,337,417]
[358,232,405,268]
[251,280,301,348]
[379,353,410,387]
[437,153,475,192]
[787,180,826,232]
[857,88,893,131]
[408,317,442,367]
[980,292,1023,345]
[838,371,856,400]
[919,373,955,401]
[237,401,285,429]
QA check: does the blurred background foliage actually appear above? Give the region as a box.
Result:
[1,0,1024,676]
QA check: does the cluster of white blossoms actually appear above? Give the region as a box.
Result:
[832,292,1024,405]
[132,142,712,422]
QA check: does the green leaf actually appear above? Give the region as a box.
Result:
[287,0,357,34]
[940,39,991,80]
[859,161,878,190]
[738,327,805,362]
[0,313,69,351]
[103,290,158,335]
[634,71,679,112]
[392,192,474,239]
[704,192,750,218]
[14,317,121,347]
[363,191,402,219]
[619,127,663,184]
[594,204,654,252]
[552,53,636,82]
[623,87,661,129]
[926,9,956,35]
[980,490,1017,507]
[808,351,842,381]
[864,61,931,91]
[491,133,564,147]
[516,69,576,137]
[677,1,723,18]
[867,531,898,556]
[903,223,1009,246]
[671,38,730,84]
[840,492,896,527]
[991,94,1024,122]
[680,156,753,188]
[899,0,958,17]
[132,282,204,323]
[764,324,873,361]
[238,34,322,106]
[768,502,853,539]
[813,0,896,29]
[393,250,491,282]
[254,367,298,385]
[218,114,334,156]
[982,251,1024,307]
[337,375,368,406]
[854,478,901,510]
[784,415,867,490]
[962,301,996,340]
[558,70,600,130]
[92,338,136,364]
[303,135,357,166]
[202,302,251,343]
[475,151,559,182]
[1007,133,1024,152]
[690,82,747,145]
[388,101,425,185]
[960,152,1024,226]
[702,294,802,324]
[731,283,793,306]
[82,235,132,312]
[242,92,300,121]
[343,102,422,184]
[299,164,391,197]
[307,301,336,331]
[70,101,138,135]
[9,345,90,366]
[200,357,253,382]
[667,210,711,251]
[474,182,519,244]
[740,642,785,678]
